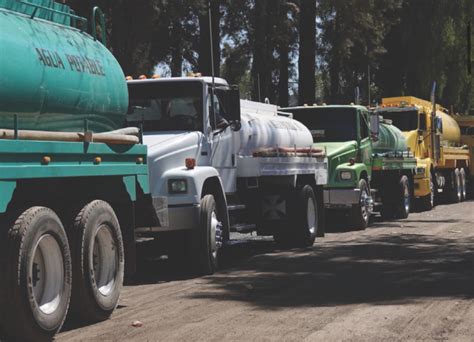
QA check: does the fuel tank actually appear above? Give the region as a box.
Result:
[238,100,314,156]
[372,121,408,154]
[0,0,128,132]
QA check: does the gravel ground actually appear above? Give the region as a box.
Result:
[58,200,474,341]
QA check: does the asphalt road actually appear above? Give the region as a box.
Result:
[59,200,474,341]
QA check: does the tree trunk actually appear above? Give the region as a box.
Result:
[278,42,290,107]
[251,0,269,102]
[298,0,316,105]
[170,19,183,77]
[199,1,221,77]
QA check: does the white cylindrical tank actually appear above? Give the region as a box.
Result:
[238,100,314,156]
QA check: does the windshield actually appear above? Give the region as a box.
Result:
[377,109,418,131]
[127,81,203,132]
[286,107,357,142]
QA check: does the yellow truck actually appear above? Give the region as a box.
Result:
[375,95,470,210]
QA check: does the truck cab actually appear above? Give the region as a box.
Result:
[282,105,374,229]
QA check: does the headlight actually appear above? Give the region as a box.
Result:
[168,179,188,194]
[416,167,425,175]
[340,171,353,180]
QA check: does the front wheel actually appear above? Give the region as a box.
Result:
[417,173,435,211]
[394,175,411,219]
[68,200,124,323]
[0,207,72,341]
[351,179,372,230]
[191,195,223,275]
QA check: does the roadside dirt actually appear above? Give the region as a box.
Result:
[59,200,474,341]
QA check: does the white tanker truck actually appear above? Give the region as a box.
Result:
[127,76,328,274]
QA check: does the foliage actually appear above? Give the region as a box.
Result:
[66,0,473,112]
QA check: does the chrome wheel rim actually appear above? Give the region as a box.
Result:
[360,189,369,222]
[307,197,317,236]
[403,182,410,213]
[92,225,118,297]
[31,234,64,315]
[209,211,219,260]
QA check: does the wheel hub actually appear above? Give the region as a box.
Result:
[31,234,64,315]
[92,225,118,297]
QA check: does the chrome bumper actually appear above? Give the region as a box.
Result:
[323,188,361,208]
[135,198,200,234]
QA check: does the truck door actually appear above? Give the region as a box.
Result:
[359,110,372,172]
[209,89,238,193]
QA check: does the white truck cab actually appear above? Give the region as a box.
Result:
[128,77,328,274]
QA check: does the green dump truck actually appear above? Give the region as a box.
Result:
[0,1,149,340]
[282,105,417,229]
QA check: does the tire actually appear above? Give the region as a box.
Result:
[0,207,72,341]
[417,172,435,211]
[191,195,223,275]
[447,169,462,203]
[460,168,467,201]
[351,179,372,230]
[293,185,318,247]
[68,200,124,323]
[394,175,411,219]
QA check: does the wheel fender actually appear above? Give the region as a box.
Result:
[334,163,369,187]
[156,166,223,206]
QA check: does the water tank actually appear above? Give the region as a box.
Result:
[373,121,408,154]
[438,111,461,145]
[238,100,314,156]
[0,0,128,133]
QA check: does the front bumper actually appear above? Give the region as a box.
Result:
[135,197,200,234]
[414,176,431,198]
[323,188,360,208]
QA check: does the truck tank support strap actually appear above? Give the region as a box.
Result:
[0,181,16,213]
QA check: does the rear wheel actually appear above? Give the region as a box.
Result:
[68,200,124,323]
[447,169,462,203]
[351,179,372,230]
[293,185,318,247]
[460,168,467,201]
[0,207,71,341]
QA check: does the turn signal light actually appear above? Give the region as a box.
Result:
[349,158,355,165]
[185,158,196,169]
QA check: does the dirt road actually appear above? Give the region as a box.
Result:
[59,201,474,341]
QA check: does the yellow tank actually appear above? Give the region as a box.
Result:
[438,111,461,145]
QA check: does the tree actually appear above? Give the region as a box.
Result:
[298,0,316,105]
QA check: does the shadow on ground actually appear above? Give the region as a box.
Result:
[186,233,474,308]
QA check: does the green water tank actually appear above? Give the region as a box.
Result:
[0,0,128,133]
[373,121,408,154]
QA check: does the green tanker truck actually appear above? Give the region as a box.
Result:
[282,105,417,229]
[0,1,149,340]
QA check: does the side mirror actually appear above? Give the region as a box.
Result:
[435,116,443,133]
[370,112,380,141]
